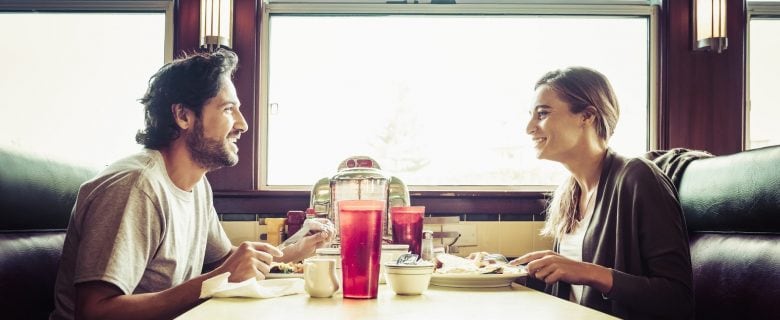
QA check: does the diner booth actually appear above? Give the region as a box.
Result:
[1,0,778,319]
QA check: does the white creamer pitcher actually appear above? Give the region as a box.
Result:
[303,258,340,298]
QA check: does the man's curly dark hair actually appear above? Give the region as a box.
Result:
[135,49,238,149]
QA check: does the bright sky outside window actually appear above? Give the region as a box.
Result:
[265,14,649,189]
[0,12,165,169]
[748,18,780,149]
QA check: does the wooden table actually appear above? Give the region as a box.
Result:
[177,283,617,319]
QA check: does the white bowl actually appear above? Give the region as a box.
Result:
[384,264,434,295]
[379,244,410,284]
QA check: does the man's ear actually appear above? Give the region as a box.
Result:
[171,104,193,130]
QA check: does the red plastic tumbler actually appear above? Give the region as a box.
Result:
[338,200,385,299]
[390,206,425,256]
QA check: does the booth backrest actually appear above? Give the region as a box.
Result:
[676,146,780,319]
[0,148,97,320]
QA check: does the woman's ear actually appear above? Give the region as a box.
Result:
[171,104,193,130]
[581,106,598,125]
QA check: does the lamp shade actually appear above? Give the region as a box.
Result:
[693,0,728,53]
[200,0,233,51]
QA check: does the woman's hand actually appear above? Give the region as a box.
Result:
[510,250,614,293]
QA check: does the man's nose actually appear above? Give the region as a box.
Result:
[234,109,248,133]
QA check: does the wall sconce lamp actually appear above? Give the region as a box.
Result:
[693,0,728,53]
[200,0,233,52]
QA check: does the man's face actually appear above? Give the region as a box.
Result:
[186,77,247,171]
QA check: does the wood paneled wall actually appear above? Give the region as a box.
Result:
[660,0,746,155]
[174,0,260,191]
[173,0,200,56]
[206,0,260,191]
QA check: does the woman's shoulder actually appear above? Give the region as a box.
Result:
[607,152,669,187]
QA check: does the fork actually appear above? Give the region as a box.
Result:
[483,253,529,273]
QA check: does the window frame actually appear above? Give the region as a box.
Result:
[258,2,660,192]
[746,1,780,149]
[0,1,173,61]
[0,0,174,168]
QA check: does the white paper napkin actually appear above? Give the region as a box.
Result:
[436,253,479,273]
[200,272,305,299]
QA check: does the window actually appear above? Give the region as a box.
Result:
[0,2,171,168]
[748,1,780,149]
[261,2,655,190]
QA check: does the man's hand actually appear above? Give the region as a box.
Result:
[275,218,335,263]
[304,218,336,244]
[213,242,283,282]
[277,232,329,263]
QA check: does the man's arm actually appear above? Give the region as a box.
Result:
[274,231,330,263]
[203,234,323,274]
[203,246,236,273]
[76,242,281,320]
[274,219,335,263]
[75,274,210,320]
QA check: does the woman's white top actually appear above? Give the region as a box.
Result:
[559,209,593,304]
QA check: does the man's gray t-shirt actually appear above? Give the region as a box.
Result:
[51,149,232,320]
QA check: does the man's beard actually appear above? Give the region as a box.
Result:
[186,119,239,171]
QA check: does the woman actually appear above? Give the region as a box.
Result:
[512,67,694,319]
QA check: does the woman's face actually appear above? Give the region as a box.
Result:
[526,85,588,163]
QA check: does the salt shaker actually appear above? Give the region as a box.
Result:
[305,207,316,219]
[421,229,434,262]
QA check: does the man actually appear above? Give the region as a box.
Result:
[51,50,329,320]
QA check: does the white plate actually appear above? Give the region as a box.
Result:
[265,273,303,279]
[430,272,527,288]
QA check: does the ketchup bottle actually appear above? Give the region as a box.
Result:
[286,210,305,236]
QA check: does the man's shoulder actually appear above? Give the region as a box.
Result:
[81,150,165,195]
[106,149,161,173]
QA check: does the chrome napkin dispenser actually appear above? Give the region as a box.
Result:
[310,156,410,241]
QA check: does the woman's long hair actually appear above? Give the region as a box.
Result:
[536,67,620,238]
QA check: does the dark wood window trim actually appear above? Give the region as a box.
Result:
[212,190,549,220]
[174,0,747,217]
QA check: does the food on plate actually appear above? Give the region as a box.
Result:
[269,261,304,274]
[435,252,524,275]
